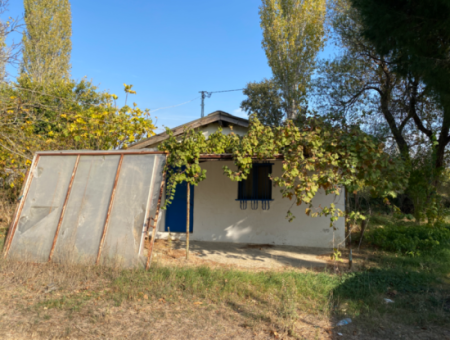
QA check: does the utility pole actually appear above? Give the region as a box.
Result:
[199,91,212,118]
[199,88,244,118]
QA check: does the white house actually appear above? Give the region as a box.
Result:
[130,111,346,249]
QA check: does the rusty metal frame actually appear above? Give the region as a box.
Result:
[37,151,166,156]
[4,150,170,264]
[34,151,280,159]
[146,155,168,270]
[198,154,284,160]
[3,155,40,257]
[95,154,124,265]
[48,155,81,262]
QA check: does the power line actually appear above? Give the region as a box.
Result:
[199,88,245,117]
[151,96,200,114]
[208,88,245,94]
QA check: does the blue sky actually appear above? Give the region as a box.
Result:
[5,0,333,132]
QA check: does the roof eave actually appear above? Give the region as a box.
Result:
[129,112,249,150]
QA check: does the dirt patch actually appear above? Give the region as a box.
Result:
[150,239,334,271]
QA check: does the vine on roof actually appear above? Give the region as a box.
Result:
[158,116,408,226]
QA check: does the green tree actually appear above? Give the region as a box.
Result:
[22,0,72,83]
[350,0,450,170]
[315,0,441,161]
[0,1,23,81]
[260,0,326,120]
[241,79,285,127]
[316,0,449,221]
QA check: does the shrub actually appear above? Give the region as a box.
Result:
[366,222,450,255]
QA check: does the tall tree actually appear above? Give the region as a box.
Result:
[0,0,23,81]
[350,0,450,170]
[260,0,326,120]
[241,79,285,127]
[316,0,448,220]
[315,0,439,162]
[22,0,72,83]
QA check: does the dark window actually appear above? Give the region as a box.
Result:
[237,163,273,200]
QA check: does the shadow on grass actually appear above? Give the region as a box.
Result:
[335,267,439,300]
[330,249,450,337]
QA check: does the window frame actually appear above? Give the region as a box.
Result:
[236,163,274,202]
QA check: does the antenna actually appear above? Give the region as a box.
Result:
[198,88,245,118]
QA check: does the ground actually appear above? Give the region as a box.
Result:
[0,217,450,339]
[153,239,331,269]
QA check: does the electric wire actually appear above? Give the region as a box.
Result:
[150,96,200,114]
[209,88,244,94]
[152,88,244,114]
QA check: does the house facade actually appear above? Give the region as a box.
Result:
[130,111,346,248]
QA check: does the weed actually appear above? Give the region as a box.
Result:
[366,217,450,254]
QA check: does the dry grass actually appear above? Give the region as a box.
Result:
[1,249,449,339]
[0,257,338,340]
[1,210,449,339]
[0,194,14,249]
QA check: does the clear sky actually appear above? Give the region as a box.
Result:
[5,0,332,132]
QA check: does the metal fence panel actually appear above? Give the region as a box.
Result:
[101,154,166,267]
[52,155,120,264]
[6,151,166,267]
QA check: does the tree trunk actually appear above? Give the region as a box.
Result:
[435,106,450,171]
[358,219,367,249]
[286,99,296,120]
[379,91,410,159]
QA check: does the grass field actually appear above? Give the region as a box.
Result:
[0,215,449,339]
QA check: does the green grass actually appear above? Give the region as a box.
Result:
[334,214,450,328]
[34,244,449,330]
[1,214,450,336]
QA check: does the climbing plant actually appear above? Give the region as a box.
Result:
[159,116,408,227]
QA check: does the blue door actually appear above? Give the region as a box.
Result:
[165,181,194,233]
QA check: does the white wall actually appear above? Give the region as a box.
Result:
[157,161,345,248]
[144,122,248,150]
[200,123,248,138]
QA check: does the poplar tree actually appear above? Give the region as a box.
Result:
[22,0,72,83]
[259,0,326,120]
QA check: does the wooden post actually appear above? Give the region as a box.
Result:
[186,183,190,260]
[346,188,353,270]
